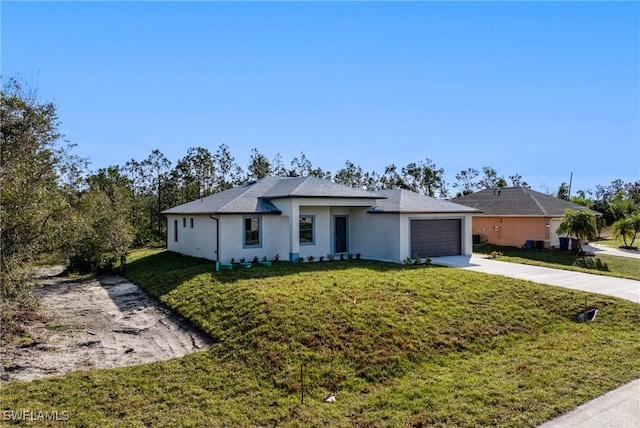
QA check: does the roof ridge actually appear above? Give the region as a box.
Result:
[399,188,408,209]
[525,187,550,216]
[215,183,251,213]
[215,177,272,213]
[290,176,310,195]
[261,175,306,198]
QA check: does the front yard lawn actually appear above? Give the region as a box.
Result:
[474,244,640,281]
[2,249,639,427]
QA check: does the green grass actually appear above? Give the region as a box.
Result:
[474,244,640,281]
[45,321,68,331]
[2,249,639,427]
[594,236,625,248]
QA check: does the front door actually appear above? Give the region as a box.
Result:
[334,216,348,254]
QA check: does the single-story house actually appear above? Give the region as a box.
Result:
[162,176,480,263]
[452,187,601,248]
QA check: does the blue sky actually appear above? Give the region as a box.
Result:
[2,1,638,195]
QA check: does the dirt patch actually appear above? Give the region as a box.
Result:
[1,267,213,383]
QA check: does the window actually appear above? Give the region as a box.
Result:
[183,217,186,228]
[243,216,261,247]
[190,218,194,228]
[299,215,315,244]
[174,220,178,242]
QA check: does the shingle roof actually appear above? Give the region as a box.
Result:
[162,177,283,214]
[162,176,384,215]
[262,176,385,199]
[369,189,481,214]
[452,187,601,217]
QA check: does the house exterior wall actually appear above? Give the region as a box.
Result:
[351,212,401,262]
[273,199,299,262]
[328,206,382,257]
[462,214,473,255]
[166,214,217,260]
[349,212,473,262]
[298,206,331,260]
[270,198,377,262]
[217,214,289,263]
[471,216,552,248]
[166,199,473,263]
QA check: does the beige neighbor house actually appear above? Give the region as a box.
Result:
[162,176,479,264]
[453,187,601,249]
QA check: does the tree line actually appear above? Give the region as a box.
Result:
[98,151,542,246]
[2,79,638,337]
[104,146,640,246]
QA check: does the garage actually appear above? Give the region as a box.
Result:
[410,219,461,257]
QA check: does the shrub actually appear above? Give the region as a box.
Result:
[488,251,503,259]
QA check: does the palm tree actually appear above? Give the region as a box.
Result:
[631,213,640,248]
[611,213,640,248]
[556,209,597,253]
[611,218,634,248]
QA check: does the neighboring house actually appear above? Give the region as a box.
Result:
[162,176,479,263]
[453,187,600,248]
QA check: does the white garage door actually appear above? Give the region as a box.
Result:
[549,218,562,248]
[410,219,461,257]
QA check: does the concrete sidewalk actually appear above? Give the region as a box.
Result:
[431,254,640,427]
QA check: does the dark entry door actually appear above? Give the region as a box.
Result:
[335,216,348,254]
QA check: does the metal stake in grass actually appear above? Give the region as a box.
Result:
[300,363,304,404]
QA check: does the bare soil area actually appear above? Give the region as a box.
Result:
[1,267,212,383]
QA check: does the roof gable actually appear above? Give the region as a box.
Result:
[452,187,600,217]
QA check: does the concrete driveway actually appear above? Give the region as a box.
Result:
[432,255,639,304]
[582,242,640,260]
[431,254,640,427]
[537,378,640,428]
